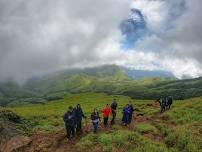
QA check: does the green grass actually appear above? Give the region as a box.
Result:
[76,130,169,152]
[3,65,202,107]
[8,93,134,131]
[4,92,202,152]
[163,98,202,124]
[134,123,158,134]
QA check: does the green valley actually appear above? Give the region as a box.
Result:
[1,65,202,107]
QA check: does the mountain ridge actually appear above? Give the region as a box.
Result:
[0,65,202,106]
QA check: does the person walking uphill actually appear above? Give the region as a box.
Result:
[167,96,173,109]
[160,98,166,113]
[91,108,100,133]
[122,104,130,126]
[75,104,86,135]
[63,106,76,140]
[110,99,118,125]
[102,104,112,127]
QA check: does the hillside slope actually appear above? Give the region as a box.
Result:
[1,93,201,152]
[1,65,202,106]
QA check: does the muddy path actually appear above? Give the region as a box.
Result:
[1,106,172,152]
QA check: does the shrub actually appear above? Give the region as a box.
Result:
[165,127,201,152]
[134,123,157,134]
[155,123,172,137]
[76,134,97,151]
[99,134,113,146]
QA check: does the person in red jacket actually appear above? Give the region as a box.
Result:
[102,104,112,127]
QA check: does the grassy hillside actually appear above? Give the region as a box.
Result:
[1,65,202,106]
[2,93,202,152]
[20,65,202,101]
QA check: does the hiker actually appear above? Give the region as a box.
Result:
[63,106,76,140]
[167,96,173,109]
[102,104,112,127]
[75,104,86,135]
[122,104,130,125]
[160,98,166,113]
[128,101,134,124]
[91,108,100,133]
[110,99,118,125]
[165,98,169,110]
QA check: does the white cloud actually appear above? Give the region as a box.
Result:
[131,0,169,32]
[127,0,202,78]
[0,0,202,82]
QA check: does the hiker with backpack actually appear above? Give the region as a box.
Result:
[122,104,130,126]
[165,98,169,110]
[91,108,101,133]
[110,99,118,125]
[102,104,112,127]
[128,101,135,124]
[167,96,173,109]
[63,106,76,140]
[160,98,166,113]
[75,104,86,135]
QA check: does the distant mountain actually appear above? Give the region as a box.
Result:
[1,65,202,106]
[123,68,175,79]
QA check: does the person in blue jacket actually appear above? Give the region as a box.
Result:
[122,104,130,126]
[63,106,76,140]
[75,104,86,135]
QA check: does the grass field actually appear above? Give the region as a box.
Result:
[5,93,202,152]
[9,93,152,131]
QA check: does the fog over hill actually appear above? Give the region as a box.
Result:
[1,65,202,107]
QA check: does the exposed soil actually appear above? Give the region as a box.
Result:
[0,106,170,152]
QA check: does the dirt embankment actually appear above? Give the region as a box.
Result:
[0,106,169,152]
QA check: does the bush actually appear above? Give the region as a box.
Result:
[165,127,201,152]
[99,134,113,147]
[112,131,128,147]
[76,139,93,151]
[155,123,172,137]
[134,123,157,134]
[76,134,96,151]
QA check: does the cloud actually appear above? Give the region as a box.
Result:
[129,0,202,78]
[0,0,202,82]
[0,0,130,82]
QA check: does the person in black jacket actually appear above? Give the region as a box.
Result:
[75,104,86,135]
[110,99,118,125]
[63,106,76,139]
[167,96,173,109]
[91,108,100,133]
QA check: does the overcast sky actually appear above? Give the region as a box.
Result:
[0,0,202,83]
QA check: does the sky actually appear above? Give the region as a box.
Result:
[0,0,202,83]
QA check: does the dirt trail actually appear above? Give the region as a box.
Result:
[15,123,108,152]
[134,113,165,142]
[1,105,172,152]
[21,131,77,152]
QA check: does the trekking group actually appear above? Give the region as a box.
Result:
[63,99,135,140]
[63,97,173,140]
